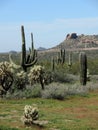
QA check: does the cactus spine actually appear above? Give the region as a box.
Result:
[79,52,87,85]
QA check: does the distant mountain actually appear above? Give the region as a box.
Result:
[9,50,17,54]
[37,47,47,51]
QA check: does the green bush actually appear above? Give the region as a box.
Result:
[6,84,41,99]
[52,71,78,83]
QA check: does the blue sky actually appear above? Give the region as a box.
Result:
[0,0,98,52]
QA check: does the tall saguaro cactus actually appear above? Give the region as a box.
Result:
[79,52,87,85]
[30,33,37,62]
[9,26,37,72]
[21,25,26,71]
[51,57,55,71]
[21,26,37,72]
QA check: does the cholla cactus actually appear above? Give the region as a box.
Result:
[0,62,13,93]
[15,71,27,89]
[28,65,45,89]
[21,104,48,127]
[21,104,38,125]
[24,105,38,120]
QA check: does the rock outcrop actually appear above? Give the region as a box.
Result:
[66,33,78,39]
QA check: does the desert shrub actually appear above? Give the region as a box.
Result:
[41,82,89,100]
[6,84,41,99]
[84,81,98,91]
[52,71,78,83]
[41,83,66,100]
[5,81,98,99]
[29,84,42,98]
[66,84,88,96]
[70,62,79,75]
[44,70,53,84]
[88,59,98,75]
[91,75,98,81]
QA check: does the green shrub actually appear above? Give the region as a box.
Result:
[52,71,78,83]
[6,84,41,99]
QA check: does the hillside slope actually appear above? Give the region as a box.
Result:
[56,33,98,51]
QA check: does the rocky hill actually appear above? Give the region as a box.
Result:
[55,33,98,51]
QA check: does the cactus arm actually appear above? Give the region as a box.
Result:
[26,54,31,64]
[9,53,21,69]
[51,57,55,71]
[21,25,26,67]
[62,49,65,64]
[31,33,34,51]
[68,52,72,67]
[25,58,37,67]
[30,33,36,61]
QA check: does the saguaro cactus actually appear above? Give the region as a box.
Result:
[57,49,65,64]
[9,26,37,72]
[51,57,55,71]
[21,26,37,72]
[79,52,87,85]
[68,52,72,68]
[27,33,37,64]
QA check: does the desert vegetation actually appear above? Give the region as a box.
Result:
[0,26,98,129]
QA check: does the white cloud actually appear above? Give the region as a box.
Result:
[0,17,98,52]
